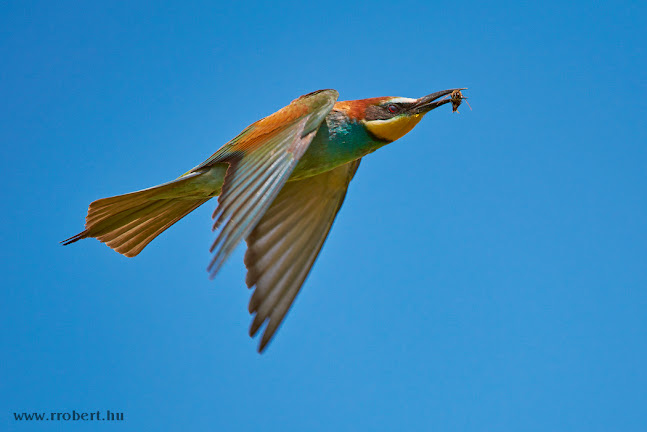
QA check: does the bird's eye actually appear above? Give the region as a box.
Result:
[387,104,398,114]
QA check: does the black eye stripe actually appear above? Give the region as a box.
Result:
[365,102,411,121]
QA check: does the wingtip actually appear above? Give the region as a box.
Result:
[249,315,269,353]
[206,253,226,279]
[249,314,263,338]
[258,332,273,353]
[257,342,268,354]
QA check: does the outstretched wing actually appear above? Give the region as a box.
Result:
[244,159,361,352]
[197,89,340,276]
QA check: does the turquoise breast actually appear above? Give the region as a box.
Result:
[291,111,384,180]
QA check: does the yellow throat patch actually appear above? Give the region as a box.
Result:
[364,114,424,142]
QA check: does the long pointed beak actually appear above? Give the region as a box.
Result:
[409,88,467,115]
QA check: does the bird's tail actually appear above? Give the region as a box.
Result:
[62,167,226,257]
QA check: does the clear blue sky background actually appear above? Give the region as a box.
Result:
[2,1,646,431]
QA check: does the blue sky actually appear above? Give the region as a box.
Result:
[2,1,646,430]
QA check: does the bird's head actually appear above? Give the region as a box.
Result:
[334,89,466,142]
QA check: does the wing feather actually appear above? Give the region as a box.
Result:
[244,159,361,352]
[202,90,339,277]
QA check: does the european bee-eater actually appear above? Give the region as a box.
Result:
[64,88,466,352]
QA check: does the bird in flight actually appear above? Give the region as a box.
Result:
[64,88,467,352]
